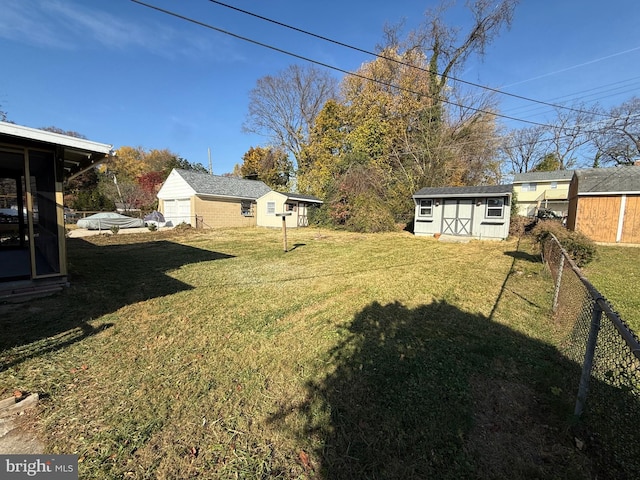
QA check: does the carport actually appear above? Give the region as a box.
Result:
[0,121,113,299]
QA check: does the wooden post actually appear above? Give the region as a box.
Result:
[282,214,288,252]
[277,212,292,252]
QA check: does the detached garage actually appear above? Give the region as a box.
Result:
[566,166,640,243]
[157,169,271,228]
[413,184,512,240]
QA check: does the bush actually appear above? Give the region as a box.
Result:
[147,223,158,232]
[110,225,120,235]
[531,220,597,267]
[509,215,535,238]
[345,195,397,233]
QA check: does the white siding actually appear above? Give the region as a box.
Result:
[157,170,196,200]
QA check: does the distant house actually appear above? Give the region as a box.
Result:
[157,169,271,228]
[413,184,512,240]
[566,166,640,244]
[0,121,113,299]
[256,191,323,228]
[512,170,573,217]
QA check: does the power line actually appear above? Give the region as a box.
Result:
[130,0,553,129]
[204,0,616,120]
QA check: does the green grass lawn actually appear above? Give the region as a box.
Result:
[582,245,640,332]
[0,228,627,478]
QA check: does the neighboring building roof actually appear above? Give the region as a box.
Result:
[413,184,513,198]
[573,166,640,194]
[513,170,574,183]
[276,191,323,204]
[175,169,272,200]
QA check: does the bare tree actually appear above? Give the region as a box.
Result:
[499,125,547,174]
[244,64,338,168]
[589,97,640,165]
[548,105,596,169]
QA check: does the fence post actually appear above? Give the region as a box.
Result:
[574,302,603,417]
[552,254,565,313]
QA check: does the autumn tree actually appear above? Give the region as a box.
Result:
[236,146,292,190]
[244,64,338,168]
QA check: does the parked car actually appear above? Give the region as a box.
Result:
[76,212,144,230]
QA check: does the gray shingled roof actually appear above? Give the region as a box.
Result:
[513,170,574,183]
[277,191,323,203]
[574,166,640,194]
[413,184,513,198]
[176,169,272,199]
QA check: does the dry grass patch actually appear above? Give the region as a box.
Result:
[0,228,600,478]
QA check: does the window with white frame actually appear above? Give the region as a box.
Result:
[486,198,504,218]
[266,201,276,215]
[550,181,558,189]
[418,199,433,217]
[521,182,537,192]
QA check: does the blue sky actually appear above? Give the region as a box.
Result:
[1,0,639,174]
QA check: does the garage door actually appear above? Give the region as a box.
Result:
[164,198,191,226]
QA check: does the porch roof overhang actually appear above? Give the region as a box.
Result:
[0,121,114,180]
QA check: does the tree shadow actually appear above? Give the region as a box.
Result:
[270,300,637,479]
[0,237,234,370]
[504,250,541,263]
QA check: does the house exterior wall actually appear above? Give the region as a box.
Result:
[256,191,305,228]
[156,170,195,200]
[570,194,640,243]
[574,196,620,243]
[621,196,640,243]
[193,196,257,228]
[513,179,570,216]
[413,196,510,240]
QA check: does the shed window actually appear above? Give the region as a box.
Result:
[418,199,433,217]
[266,201,276,215]
[486,198,504,218]
[241,200,253,216]
[286,202,295,212]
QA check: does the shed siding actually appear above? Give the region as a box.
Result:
[194,196,257,228]
[575,196,620,243]
[621,195,640,243]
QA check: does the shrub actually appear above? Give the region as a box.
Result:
[531,220,597,267]
[509,215,535,238]
[110,225,120,235]
[147,223,158,232]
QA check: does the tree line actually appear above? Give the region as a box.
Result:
[238,0,640,231]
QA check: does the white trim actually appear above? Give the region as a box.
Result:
[0,121,113,154]
[616,194,626,243]
[578,191,640,196]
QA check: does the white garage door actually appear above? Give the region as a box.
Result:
[164,198,191,226]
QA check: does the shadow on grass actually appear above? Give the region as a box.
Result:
[504,250,541,263]
[272,300,600,479]
[0,237,234,369]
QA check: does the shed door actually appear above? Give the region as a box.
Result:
[442,199,473,236]
[165,198,191,226]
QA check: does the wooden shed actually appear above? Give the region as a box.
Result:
[0,121,113,299]
[413,184,512,240]
[566,166,640,243]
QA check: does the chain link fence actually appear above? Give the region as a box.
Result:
[542,234,640,478]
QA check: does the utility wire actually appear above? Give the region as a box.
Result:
[130,0,552,129]
[204,0,617,119]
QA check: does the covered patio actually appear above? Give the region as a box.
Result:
[0,121,113,299]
